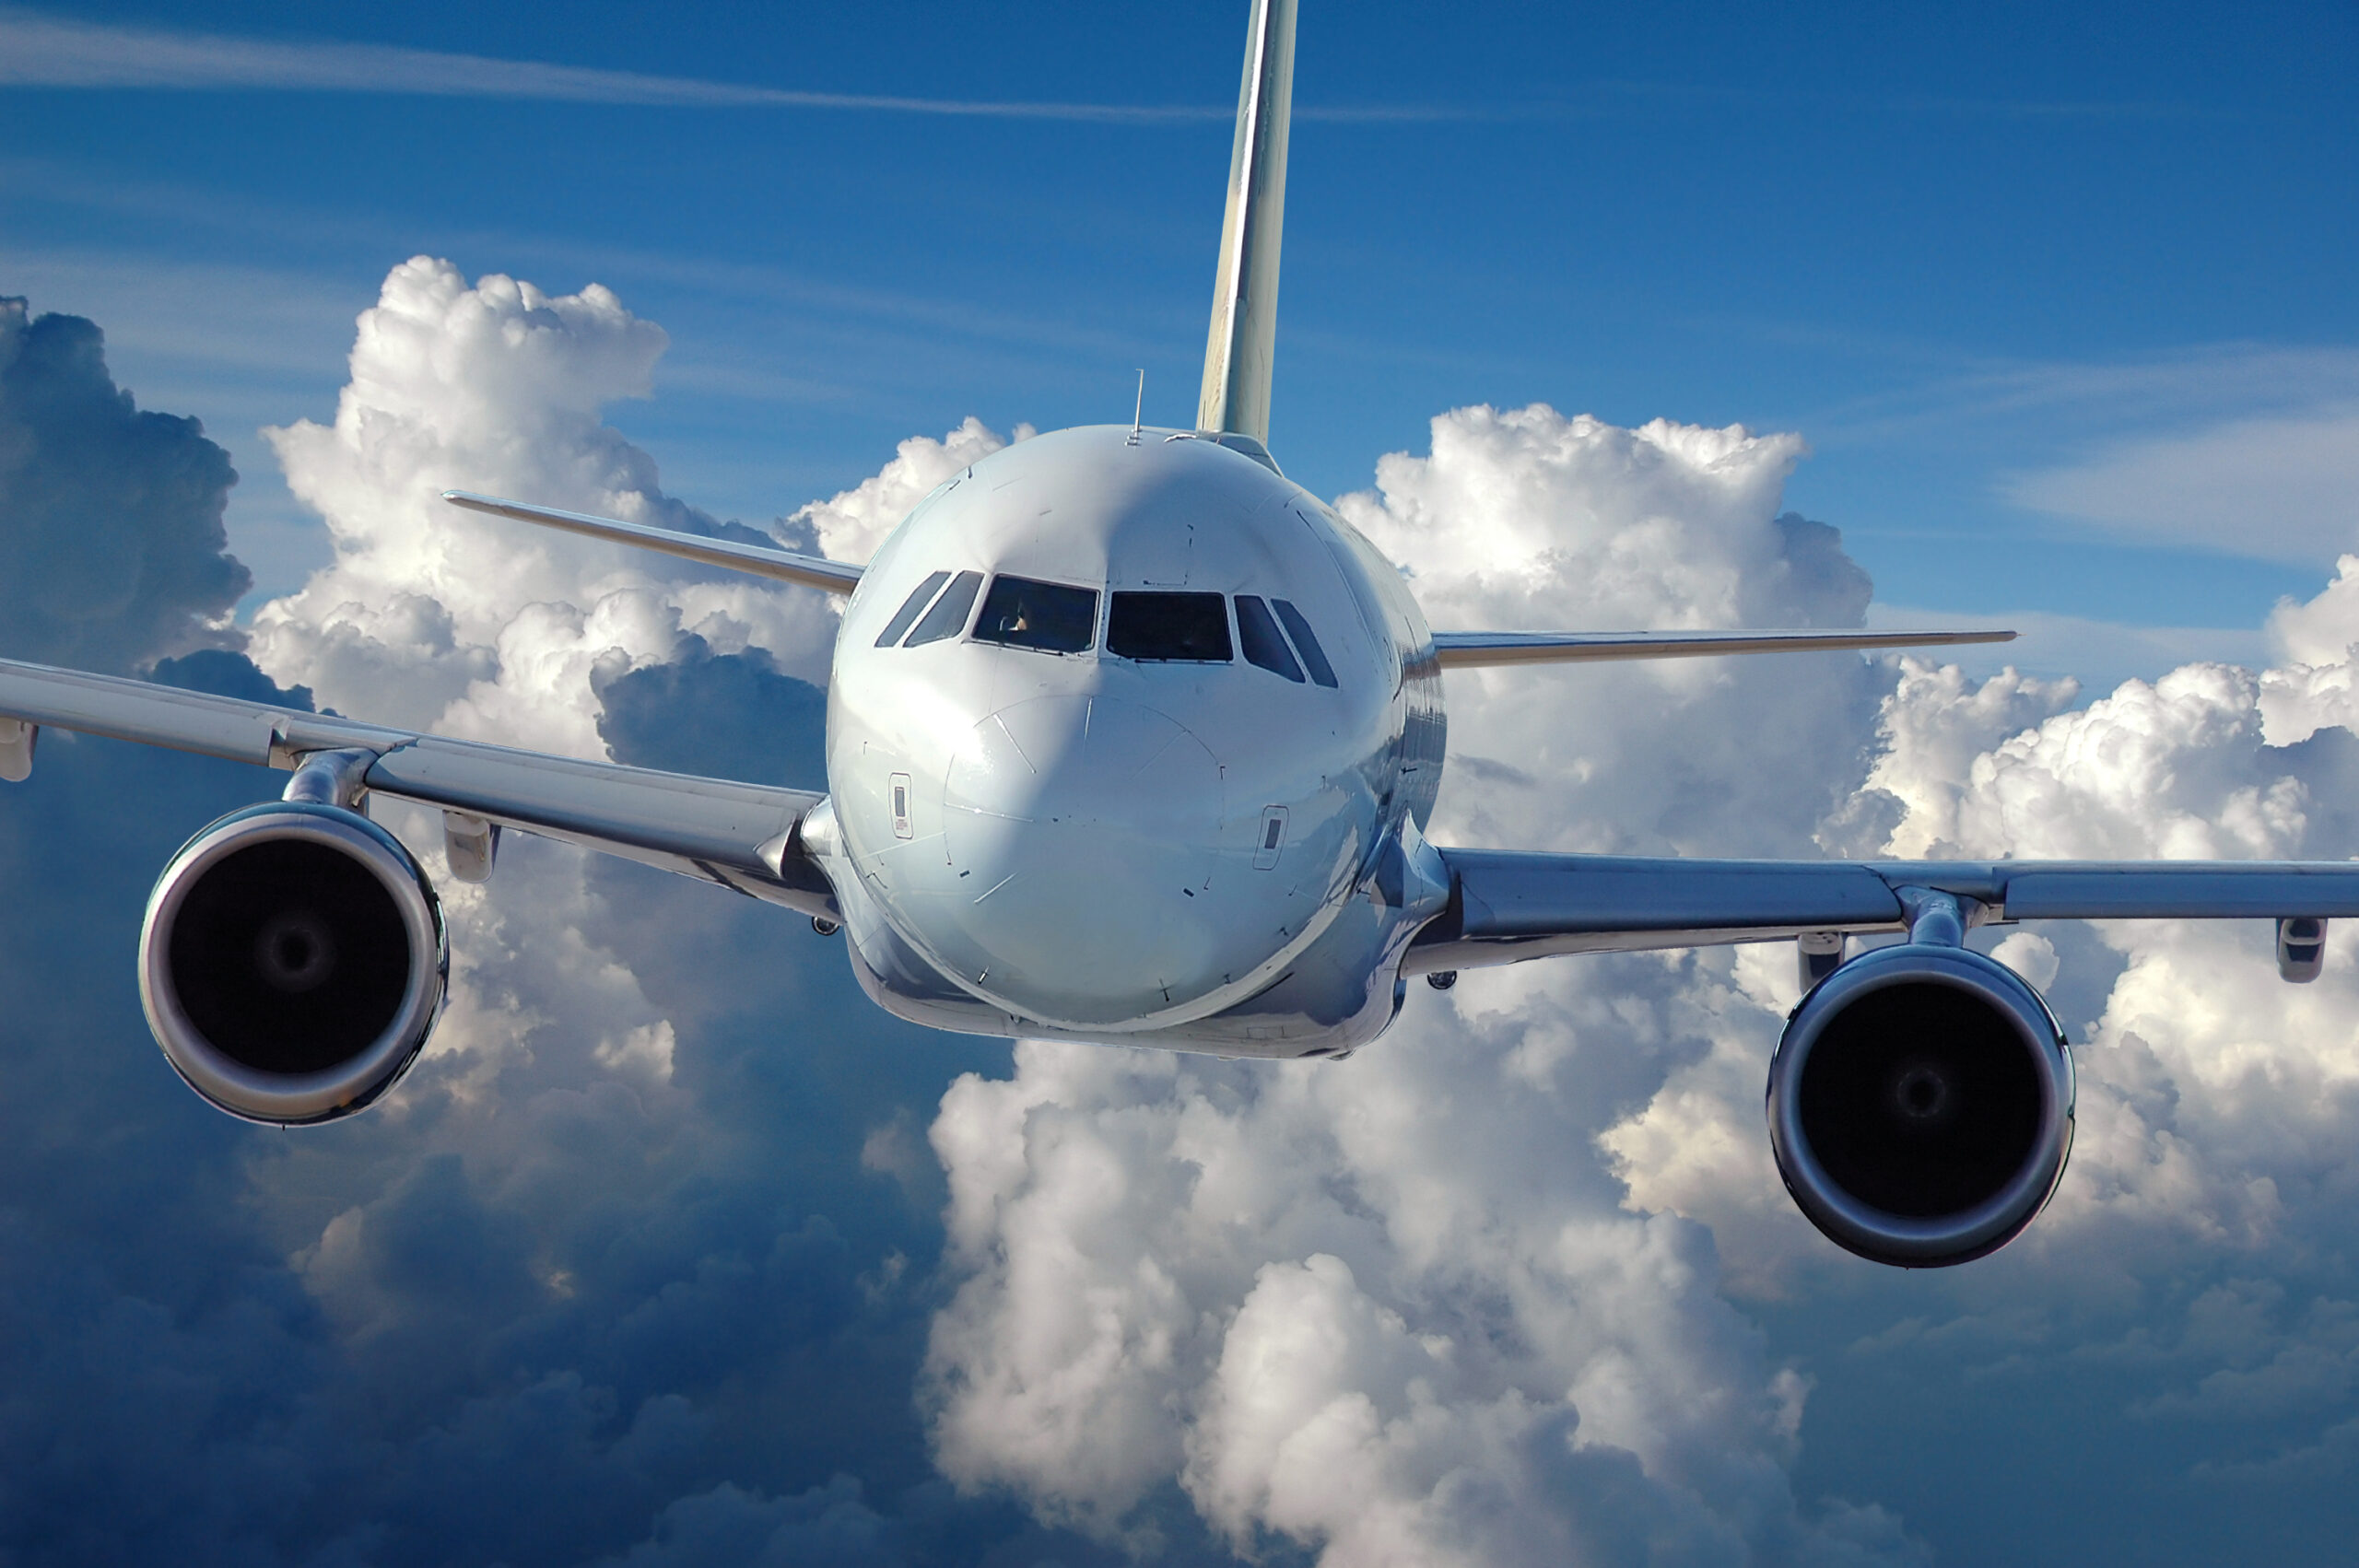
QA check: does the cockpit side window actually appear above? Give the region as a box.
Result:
[974,575,1098,654]
[875,571,951,647]
[1235,595,1304,683]
[1108,591,1233,662]
[1272,599,1339,688]
[904,570,984,647]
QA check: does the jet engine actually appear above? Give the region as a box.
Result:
[1766,940,2073,1267]
[138,802,448,1125]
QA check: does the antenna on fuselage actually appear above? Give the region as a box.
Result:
[1197,0,1296,451]
[1132,369,1145,442]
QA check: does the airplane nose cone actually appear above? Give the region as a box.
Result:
[939,696,1226,1026]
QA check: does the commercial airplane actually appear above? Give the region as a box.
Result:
[3,0,2353,1269]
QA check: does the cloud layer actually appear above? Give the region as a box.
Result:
[0,270,1103,1567]
[9,262,2359,1565]
[919,405,1928,1563]
[921,401,2359,1562]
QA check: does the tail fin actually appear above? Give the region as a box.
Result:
[1197,0,1297,450]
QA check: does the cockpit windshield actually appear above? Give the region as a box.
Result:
[1109,591,1232,662]
[903,570,983,647]
[974,575,1098,654]
[879,572,1333,685]
[875,570,951,647]
[1234,594,1303,682]
[1271,598,1338,688]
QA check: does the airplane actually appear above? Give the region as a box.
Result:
[4,0,2355,1271]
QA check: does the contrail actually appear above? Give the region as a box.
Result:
[0,8,1494,124]
[0,10,2165,128]
[0,9,1235,122]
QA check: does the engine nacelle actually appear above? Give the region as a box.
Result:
[139,802,448,1125]
[1767,942,2073,1267]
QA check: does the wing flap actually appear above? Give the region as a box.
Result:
[1411,848,2359,974]
[1448,849,1904,937]
[1972,863,2359,920]
[1430,628,2016,669]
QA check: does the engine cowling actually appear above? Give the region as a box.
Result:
[138,802,448,1125]
[1767,942,2073,1267]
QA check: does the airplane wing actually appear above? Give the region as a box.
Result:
[1402,848,2359,974]
[0,656,837,918]
[441,491,863,596]
[1429,627,2015,668]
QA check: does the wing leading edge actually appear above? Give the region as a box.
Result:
[1430,627,2016,668]
[1403,848,2359,974]
[0,656,835,918]
[441,491,863,596]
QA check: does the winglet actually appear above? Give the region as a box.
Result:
[1197,0,1297,447]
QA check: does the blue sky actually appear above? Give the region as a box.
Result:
[11,6,2359,1566]
[6,0,2355,679]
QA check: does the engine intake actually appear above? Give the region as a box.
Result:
[1767,942,2072,1267]
[139,802,447,1125]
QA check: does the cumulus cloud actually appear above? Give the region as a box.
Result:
[0,296,249,672]
[925,1033,1927,1565]
[249,257,840,749]
[594,638,827,790]
[18,259,2359,1567]
[919,405,1940,1563]
[1867,601,2269,696]
[920,399,2359,1563]
[1333,407,1889,862]
[1615,567,2359,1557]
[1832,653,2359,1278]
[0,269,1125,1567]
[787,416,1027,568]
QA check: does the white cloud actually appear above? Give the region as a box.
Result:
[2002,405,2359,565]
[1847,649,2359,1281]
[1878,661,2310,862]
[921,405,1945,1562]
[1335,404,1889,859]
[789,416,1027,568]
[249,257,839,748]
[221,266,896,1410]
[1867,601,2267,695]
[171,261,2359,1560]
[58,262,1008,1562]
[1618,584,2359,1299]
[920,398,2359,1560]
[925,1032,1925,1565]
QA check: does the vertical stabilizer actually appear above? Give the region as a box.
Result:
[1197,0,1297,448]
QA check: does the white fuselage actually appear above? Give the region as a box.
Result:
[802,425,1449,1058]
